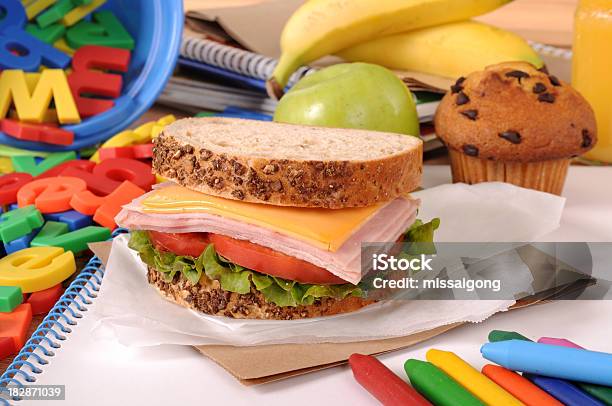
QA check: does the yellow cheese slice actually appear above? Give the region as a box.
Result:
[141,185,387,252]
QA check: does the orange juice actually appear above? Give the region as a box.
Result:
[572,0,612,163]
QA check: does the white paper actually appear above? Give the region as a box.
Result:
[93,182,565,346]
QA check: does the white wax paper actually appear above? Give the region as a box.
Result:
[93,182,565,346]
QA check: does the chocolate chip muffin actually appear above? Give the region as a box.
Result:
[434,61,597,195]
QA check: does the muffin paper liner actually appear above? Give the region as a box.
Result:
[449,150,569,195]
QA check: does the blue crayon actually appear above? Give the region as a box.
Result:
[481,340,612,386]
[524,374,605,406]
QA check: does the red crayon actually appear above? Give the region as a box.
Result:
[349,353,431,406]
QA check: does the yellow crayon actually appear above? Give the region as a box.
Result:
[426,349,524,406]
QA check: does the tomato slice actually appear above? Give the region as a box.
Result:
[148,231,210,258]
[208,234,347,285]
[148,231,347,285]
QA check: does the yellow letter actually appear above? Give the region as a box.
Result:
[22,0,57,20]
[0,246,76,293]
[0,69,80,124]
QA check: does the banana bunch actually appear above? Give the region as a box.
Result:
[267,0,542,99]
[337,21,542,79]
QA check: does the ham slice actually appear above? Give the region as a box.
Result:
[116,193,419,284]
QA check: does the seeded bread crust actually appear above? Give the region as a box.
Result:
[152,118,423,208]
[147,267,374,320]
[434,62,597,162]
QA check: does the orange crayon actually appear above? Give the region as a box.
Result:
[482,364,563,406]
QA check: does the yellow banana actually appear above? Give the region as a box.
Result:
[337,21,543,79]
[267,0,513,98]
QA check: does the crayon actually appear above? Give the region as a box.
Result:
[482,364,562,406]
[538,337,612,406]
[524,374,605,406]
[481,340,612,386]
[538,337,582,348]
[491,332,612,405]
[488,330,531,343]
[426,349,522,405]
[349,354,431,406]
[404,359,484,406]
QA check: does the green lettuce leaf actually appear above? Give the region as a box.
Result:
[128,231,362,307]
[201,244,252,294]
[128,218,438,307]
[405,218,440,243]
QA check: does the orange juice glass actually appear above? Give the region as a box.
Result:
[572,0,612,163]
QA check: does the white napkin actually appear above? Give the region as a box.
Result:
[93,182,565,346]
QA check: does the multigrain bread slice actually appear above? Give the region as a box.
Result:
[147,267,374,320]
[153,117,423,208]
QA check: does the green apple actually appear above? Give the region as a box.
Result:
[273,62,419,136]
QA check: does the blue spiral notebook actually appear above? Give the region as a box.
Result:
[0,232,119,404]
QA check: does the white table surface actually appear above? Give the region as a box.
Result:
[33,165,612,405]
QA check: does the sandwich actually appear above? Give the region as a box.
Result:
[117,117,433,320]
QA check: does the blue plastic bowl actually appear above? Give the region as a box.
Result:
[0,0,183,152]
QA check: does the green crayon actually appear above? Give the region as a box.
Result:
[404,359,485,406]
[579,383,612,406]
[488,330,531,343]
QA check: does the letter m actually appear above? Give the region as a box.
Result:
[0,69,80,124]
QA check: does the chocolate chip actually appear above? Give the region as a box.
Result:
[538,93,555,103]
[450,84,463,94]
[456,91,470,105]
[532,83,547,94]
[462,144,479,157]
[549,75,561,86]
[505,70,530,82]
[460,109,478,120]
[499,131,522,144]
[450,76,466,94]
[582,129,593,148]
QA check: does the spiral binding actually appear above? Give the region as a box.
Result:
[181,36,313,87]
[0,228,128,403]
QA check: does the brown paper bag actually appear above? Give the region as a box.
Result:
[89,241,590,385]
